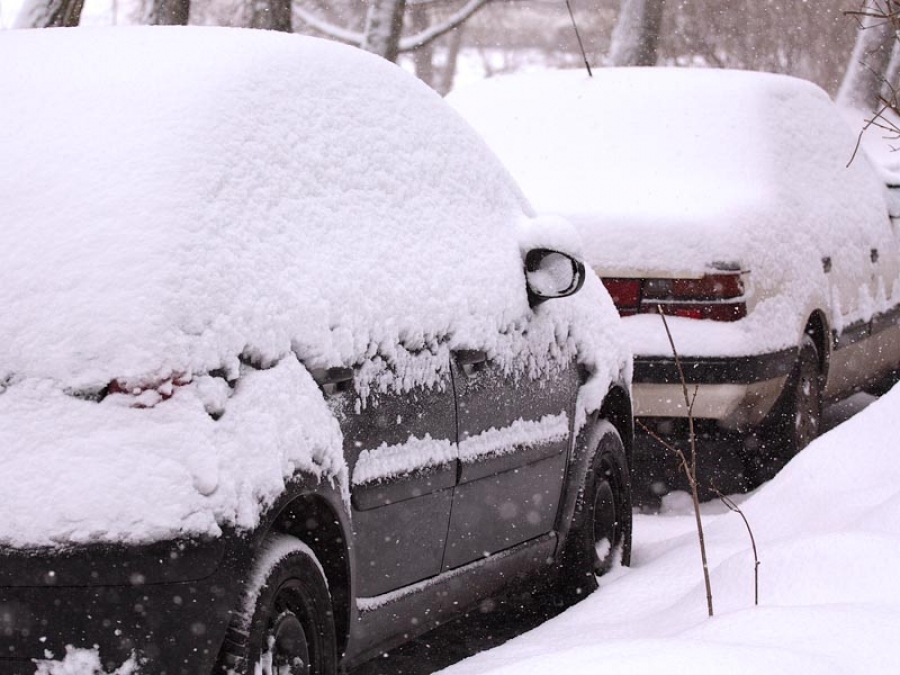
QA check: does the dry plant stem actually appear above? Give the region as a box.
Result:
[711,484,760,606]
[657,306,715,617]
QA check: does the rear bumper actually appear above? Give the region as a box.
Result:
[632,348,797,426]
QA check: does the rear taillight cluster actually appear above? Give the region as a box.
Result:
[107,374,192,407]
[602,273,747,322]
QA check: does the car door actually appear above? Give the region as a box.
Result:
[318,363,458,597]
[867,192,900,376]
[441,348,579,571]
[825,205,900,396]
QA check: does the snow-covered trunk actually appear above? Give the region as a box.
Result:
[881,40,900,105]
[362,0,407,62]
[837,1,897,112]
[250,0,292,32]
[144,0,190,26]
[608,0,665,67]
[411,3,436,89]
[14,0,84,27]
[435,25,464,96]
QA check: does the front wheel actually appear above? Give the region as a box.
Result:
[220,535,337,675]
[558,421,632,600]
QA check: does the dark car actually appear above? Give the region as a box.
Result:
[0,27,633,674]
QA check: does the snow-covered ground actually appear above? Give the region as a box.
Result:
[437,386,900,674]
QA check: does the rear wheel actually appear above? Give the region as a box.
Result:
[220,535,337,675]
[747,335,822,484]
[557,421,632,600]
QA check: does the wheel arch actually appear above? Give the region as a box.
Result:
[803,309,830,379]
[598,383,634,466]
[264,492,353,659]
[556,384,633,564]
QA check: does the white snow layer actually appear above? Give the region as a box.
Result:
[353,413,569,485]
[438,385,900,675]
[33,646,138,675]
[449,68,896,356]
[0,28,629,547]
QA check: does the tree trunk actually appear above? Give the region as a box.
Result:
[362,0,407,62]
[411,3,436,88]
[883,41,900,106]
[250,0,292,32]
[608,0,665,67]
[14,0,85,28]
[837,0,897,111]
[145,0,190,26]
[436,25,464,95]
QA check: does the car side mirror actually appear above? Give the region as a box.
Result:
[525,248,586,307]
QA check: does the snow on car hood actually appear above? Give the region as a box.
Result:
[449,68,894,355]
[0,28,629,547]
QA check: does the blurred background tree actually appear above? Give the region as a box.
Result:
[1,0,862,97]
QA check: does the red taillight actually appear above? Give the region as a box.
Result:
[643,273,744,302]
[601,273,747,322]
[601,278,642,315]
[107,374,191,407]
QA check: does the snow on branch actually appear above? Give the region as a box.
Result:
[399,0,492,53]
[14,0,83,28]
[294,7,365,46]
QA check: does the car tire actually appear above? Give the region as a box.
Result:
[556,421,632,601]
[220,534,337,675]
[747,335,822,484]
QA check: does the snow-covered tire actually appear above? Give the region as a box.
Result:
[220,534,337,675]
[557,421,632,601]
[748,335,822,484]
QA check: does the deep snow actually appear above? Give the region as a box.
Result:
[436,385,900,675]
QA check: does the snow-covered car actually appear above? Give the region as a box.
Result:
[449,67,900,482]
[0,27,633,675]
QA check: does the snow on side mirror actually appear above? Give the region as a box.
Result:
[525,248,586,307]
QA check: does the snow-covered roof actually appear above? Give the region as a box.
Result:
[450,67,782,234]
[0,27,629,547]
[448,67,889,272]
[0,25,537,390]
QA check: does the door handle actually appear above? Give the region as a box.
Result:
[311,366,354,395]
[455,349,487,377]
[871,248,879,263]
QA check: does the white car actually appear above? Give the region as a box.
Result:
[0,27,632,675]
[450,67,900,482]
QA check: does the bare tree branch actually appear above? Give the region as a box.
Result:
[398,0,491,52]
[657,306,715,618]
[710,483,760,607]
[839,0,898,110]
[294,6,365,45]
